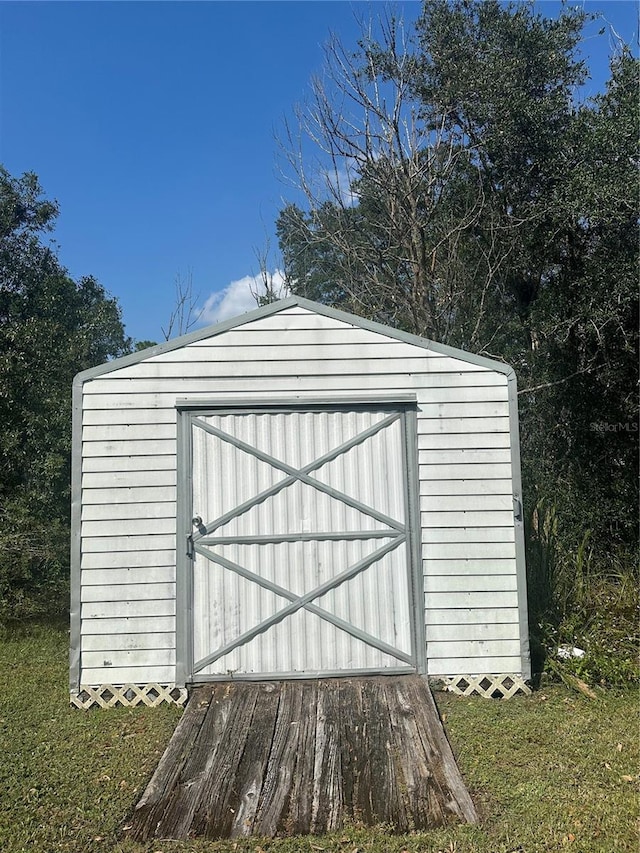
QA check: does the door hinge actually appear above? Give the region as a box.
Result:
[513,496,523,522]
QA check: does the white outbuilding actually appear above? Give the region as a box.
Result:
[70,297,530,708]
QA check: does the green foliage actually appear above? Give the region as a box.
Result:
[1,625,638,852]
[0,167,131,618]
[278,1,639,672]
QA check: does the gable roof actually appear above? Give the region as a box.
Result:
[74,295,515,385]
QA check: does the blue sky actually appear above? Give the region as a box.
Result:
[1,1,637,345]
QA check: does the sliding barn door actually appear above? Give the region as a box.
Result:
[180,406,420,681]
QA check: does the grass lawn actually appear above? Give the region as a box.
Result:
[0,624,637,853]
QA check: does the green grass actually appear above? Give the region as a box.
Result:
[0,624,637,853]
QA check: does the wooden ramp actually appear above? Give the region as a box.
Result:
[127,676,477,841]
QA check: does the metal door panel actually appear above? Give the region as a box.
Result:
[183,405,419,680]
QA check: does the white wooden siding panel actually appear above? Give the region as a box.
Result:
[83,455,176,472]
[425,607,519,626]
[83,439,175,457]
[418,417,510,434]
[419,432,511,449]
[422,529,515,545]
[424,575,518,593]
[419,449,512,465]
[116,358,501,381]
[83,487,177,505]
[83,423,177,441]
[82,649,176,668]
[424,543,516,561]
[425,591,518,609]
[82,633,175,651]
[81,550,176,569]
[427,657,522,676]
[82,518,174,537]
[232,312,358,331]
[426,622,519,642]
[82,534,176,553]
[149,342,429,363]
[85,376,421,395]
[81,582,175,603]
[83,407,178,425]
[82,470,177,489]
[424,479,513,497]
[421,510,515,528]
[421,495,513,512]
[82,502,176,521]
[420,464,513,481]
[80,666,175,685]
[81,385,500,410]
[427,640,521,659]
[83,392,178,410]
[81,599,175,619]
[82,567,175,585]
[423,558,517,575]
[417,401,510,419]
[81,616,175,635]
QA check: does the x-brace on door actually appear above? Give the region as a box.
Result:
[176,402,423,683]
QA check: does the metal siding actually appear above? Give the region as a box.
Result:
[188,409,414,678]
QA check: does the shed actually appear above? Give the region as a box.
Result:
[70,297,530,708]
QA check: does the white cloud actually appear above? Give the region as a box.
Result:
[198,269,289,326]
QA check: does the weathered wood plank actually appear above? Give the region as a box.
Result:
[229,682,281,837]
[283,680,318,835]
[154,682,237,838]
[191,683,261,839]
[384,677,447,829]
[403,678,478,823]
[250,680,303,837]
[128,685,212,841]
[353,678,404,828]
[127,676,478,841]
[310,679,343,834]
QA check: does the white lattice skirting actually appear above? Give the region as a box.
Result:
[439,673,531,699]
[70,683,188,710]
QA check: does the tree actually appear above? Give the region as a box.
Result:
[161,269,203,340]
[0,167,131,617]
[277,2,639,616]
[277,13,498,344]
